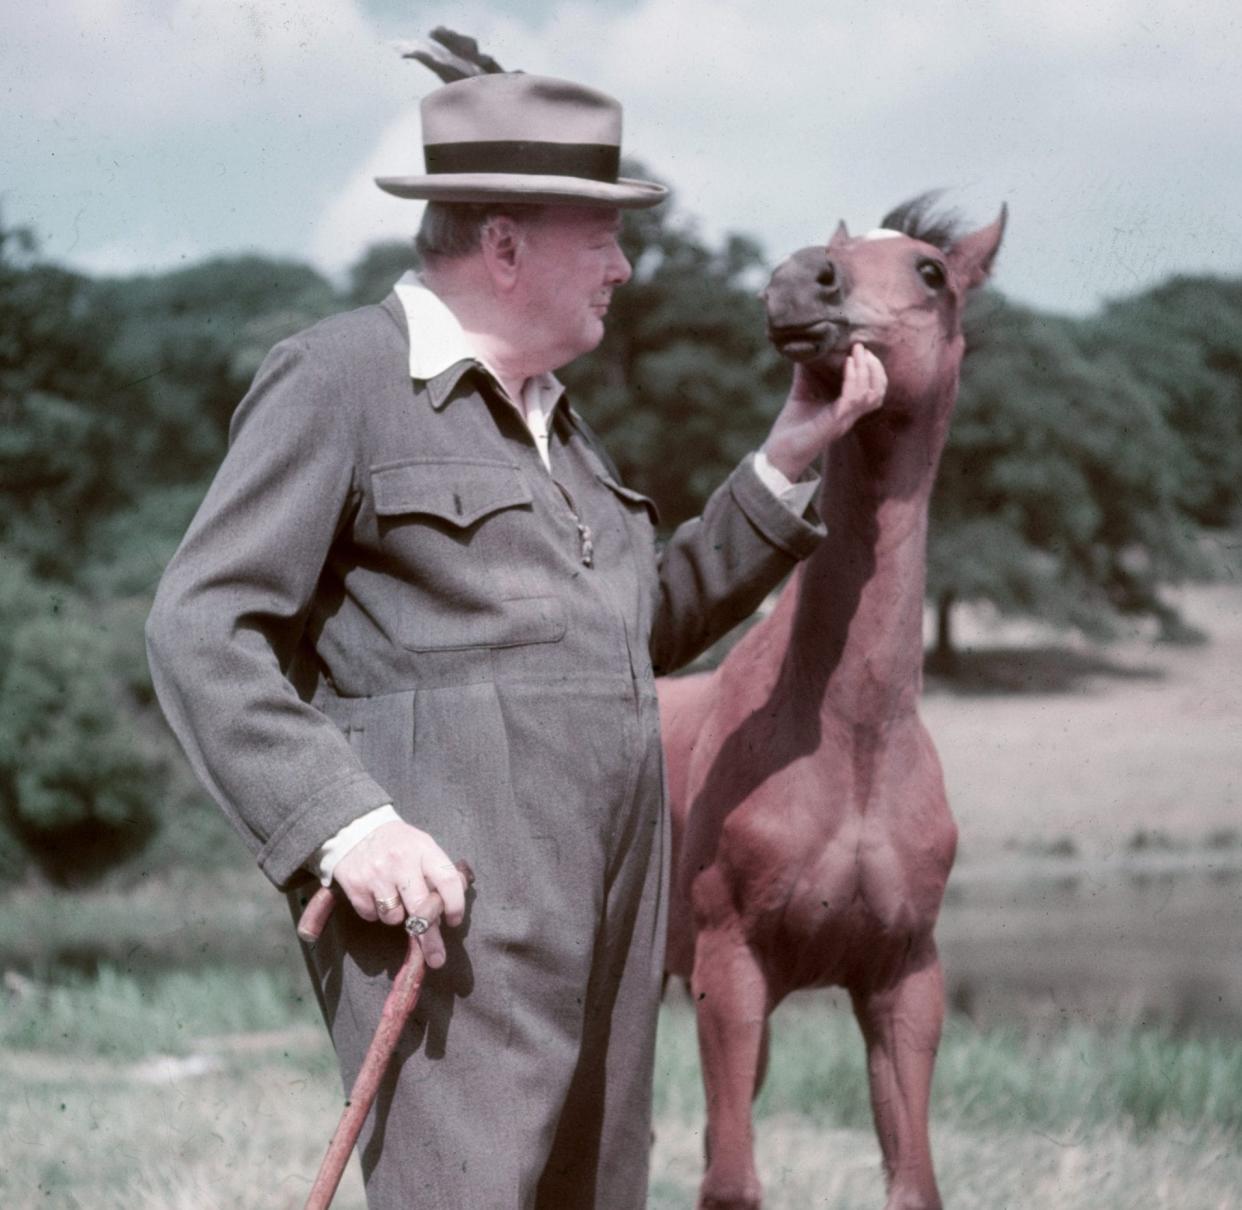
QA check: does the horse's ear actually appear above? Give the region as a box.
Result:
[948,204,1006,291]
[828,220,850,248]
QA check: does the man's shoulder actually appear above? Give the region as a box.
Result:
[231,295,410,440]
[280,295,407,376]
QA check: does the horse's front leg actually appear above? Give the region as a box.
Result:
[851,938,946,1210]
[692,925,772,1210]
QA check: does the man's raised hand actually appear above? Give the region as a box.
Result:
[761,343,887,481]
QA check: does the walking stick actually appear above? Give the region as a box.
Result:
[297,861,474,1210]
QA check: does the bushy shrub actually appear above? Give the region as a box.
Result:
[0,579,166,886]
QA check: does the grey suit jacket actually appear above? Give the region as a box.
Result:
[146,293,824,889]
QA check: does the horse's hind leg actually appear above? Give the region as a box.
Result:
[850,940,945,1210]
[692,927,771,1210]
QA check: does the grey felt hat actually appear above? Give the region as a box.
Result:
[375,74,668,209]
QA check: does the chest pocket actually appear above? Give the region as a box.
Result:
[370,458,566,651]
[595,472,660,529]
[374,458,530,526]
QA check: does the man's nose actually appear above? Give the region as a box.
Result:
[608,242,632,286]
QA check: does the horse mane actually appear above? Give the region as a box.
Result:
[879,191,965,253]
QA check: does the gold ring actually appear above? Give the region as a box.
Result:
[374,893,401,913]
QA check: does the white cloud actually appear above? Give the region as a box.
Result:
[4,0,398,133]
[310,105,426,272]
[71,231,207,277]
[7,0,1241,310]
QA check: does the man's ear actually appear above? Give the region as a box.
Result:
[479,215,525,290]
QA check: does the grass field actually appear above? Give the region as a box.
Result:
[2,579,1240,1207]
[4,969,1241,1209]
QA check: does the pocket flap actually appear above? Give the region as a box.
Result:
[595,473,661,526]
[372,459,531,527]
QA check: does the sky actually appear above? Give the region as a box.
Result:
[4,0,1241,314]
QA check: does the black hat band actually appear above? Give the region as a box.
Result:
[424,141,621,183]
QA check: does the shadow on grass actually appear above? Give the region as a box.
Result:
[924,644,1166,695]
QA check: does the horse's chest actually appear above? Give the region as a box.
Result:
[759,824,950,990]
[731,743,956,986]
[796,816,950,925]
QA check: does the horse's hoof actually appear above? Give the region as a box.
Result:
[883,1192,942,1210]
[698,1177,763,1210]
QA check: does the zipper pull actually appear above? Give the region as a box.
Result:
[554,478,595,568]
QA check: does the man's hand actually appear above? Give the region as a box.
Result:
[331,820,468,969]
[761,344,887,481]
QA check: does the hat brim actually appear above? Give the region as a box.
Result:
[374,173,668,210]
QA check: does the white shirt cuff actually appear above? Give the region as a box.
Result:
[311,803,401,886]
[753,448,819,517]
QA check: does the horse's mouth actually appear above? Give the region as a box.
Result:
[767,318,850,363]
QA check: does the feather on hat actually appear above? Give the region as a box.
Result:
[376,28,667,210]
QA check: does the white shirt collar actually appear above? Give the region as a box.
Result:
[392,271,565,409]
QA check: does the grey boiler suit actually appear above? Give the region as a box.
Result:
[146,292,824,1208]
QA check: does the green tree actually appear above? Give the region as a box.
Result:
[1092,277,1242,528]
[346,239,420,306]
[0,223,138,578]
[91,254,340,474]
[0,557,169,886]
[928,293,1207,664]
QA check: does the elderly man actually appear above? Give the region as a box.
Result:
[146,71,884,1208]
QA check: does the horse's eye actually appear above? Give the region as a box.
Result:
[918,260,947,290]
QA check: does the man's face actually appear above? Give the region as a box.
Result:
[513,207,632,369]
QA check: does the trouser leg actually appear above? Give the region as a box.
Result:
[294,890,584,1210]
[291,788,607,1207]
[290,684,668,1209]
[536,700,669,1210]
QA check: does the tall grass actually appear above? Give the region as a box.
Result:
[4,967,1241,1208]
[1,964,319,1058]
[656,995,1242,1141]
[5,966,1240,1140]
[0,865,297,974]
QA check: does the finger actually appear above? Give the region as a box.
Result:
[861,355,885,411]
[417,923,448,969]
[838,348,858,402]
[395,872,430,921]
[373,888,407,926]
[843,347,881,413]
[424,858,467,927]
[344,885,380,922]
[865,350,887,399]
[408,893,448,969]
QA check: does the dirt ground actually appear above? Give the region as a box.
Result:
[924,582,1242,861]
[649,1115,1242,1210]
[914,579,1242,1029]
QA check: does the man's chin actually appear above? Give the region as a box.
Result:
[582,317,607,350]
[551,325,606,370]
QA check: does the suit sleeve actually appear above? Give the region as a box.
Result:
[145,335,392,889]
[649,453,826,675]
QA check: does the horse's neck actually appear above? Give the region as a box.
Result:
[777,410,948,726]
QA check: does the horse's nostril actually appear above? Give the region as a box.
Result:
[817,260,840,292]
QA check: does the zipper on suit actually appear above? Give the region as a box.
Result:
[483,371,593,568]
[552,479,594,567]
